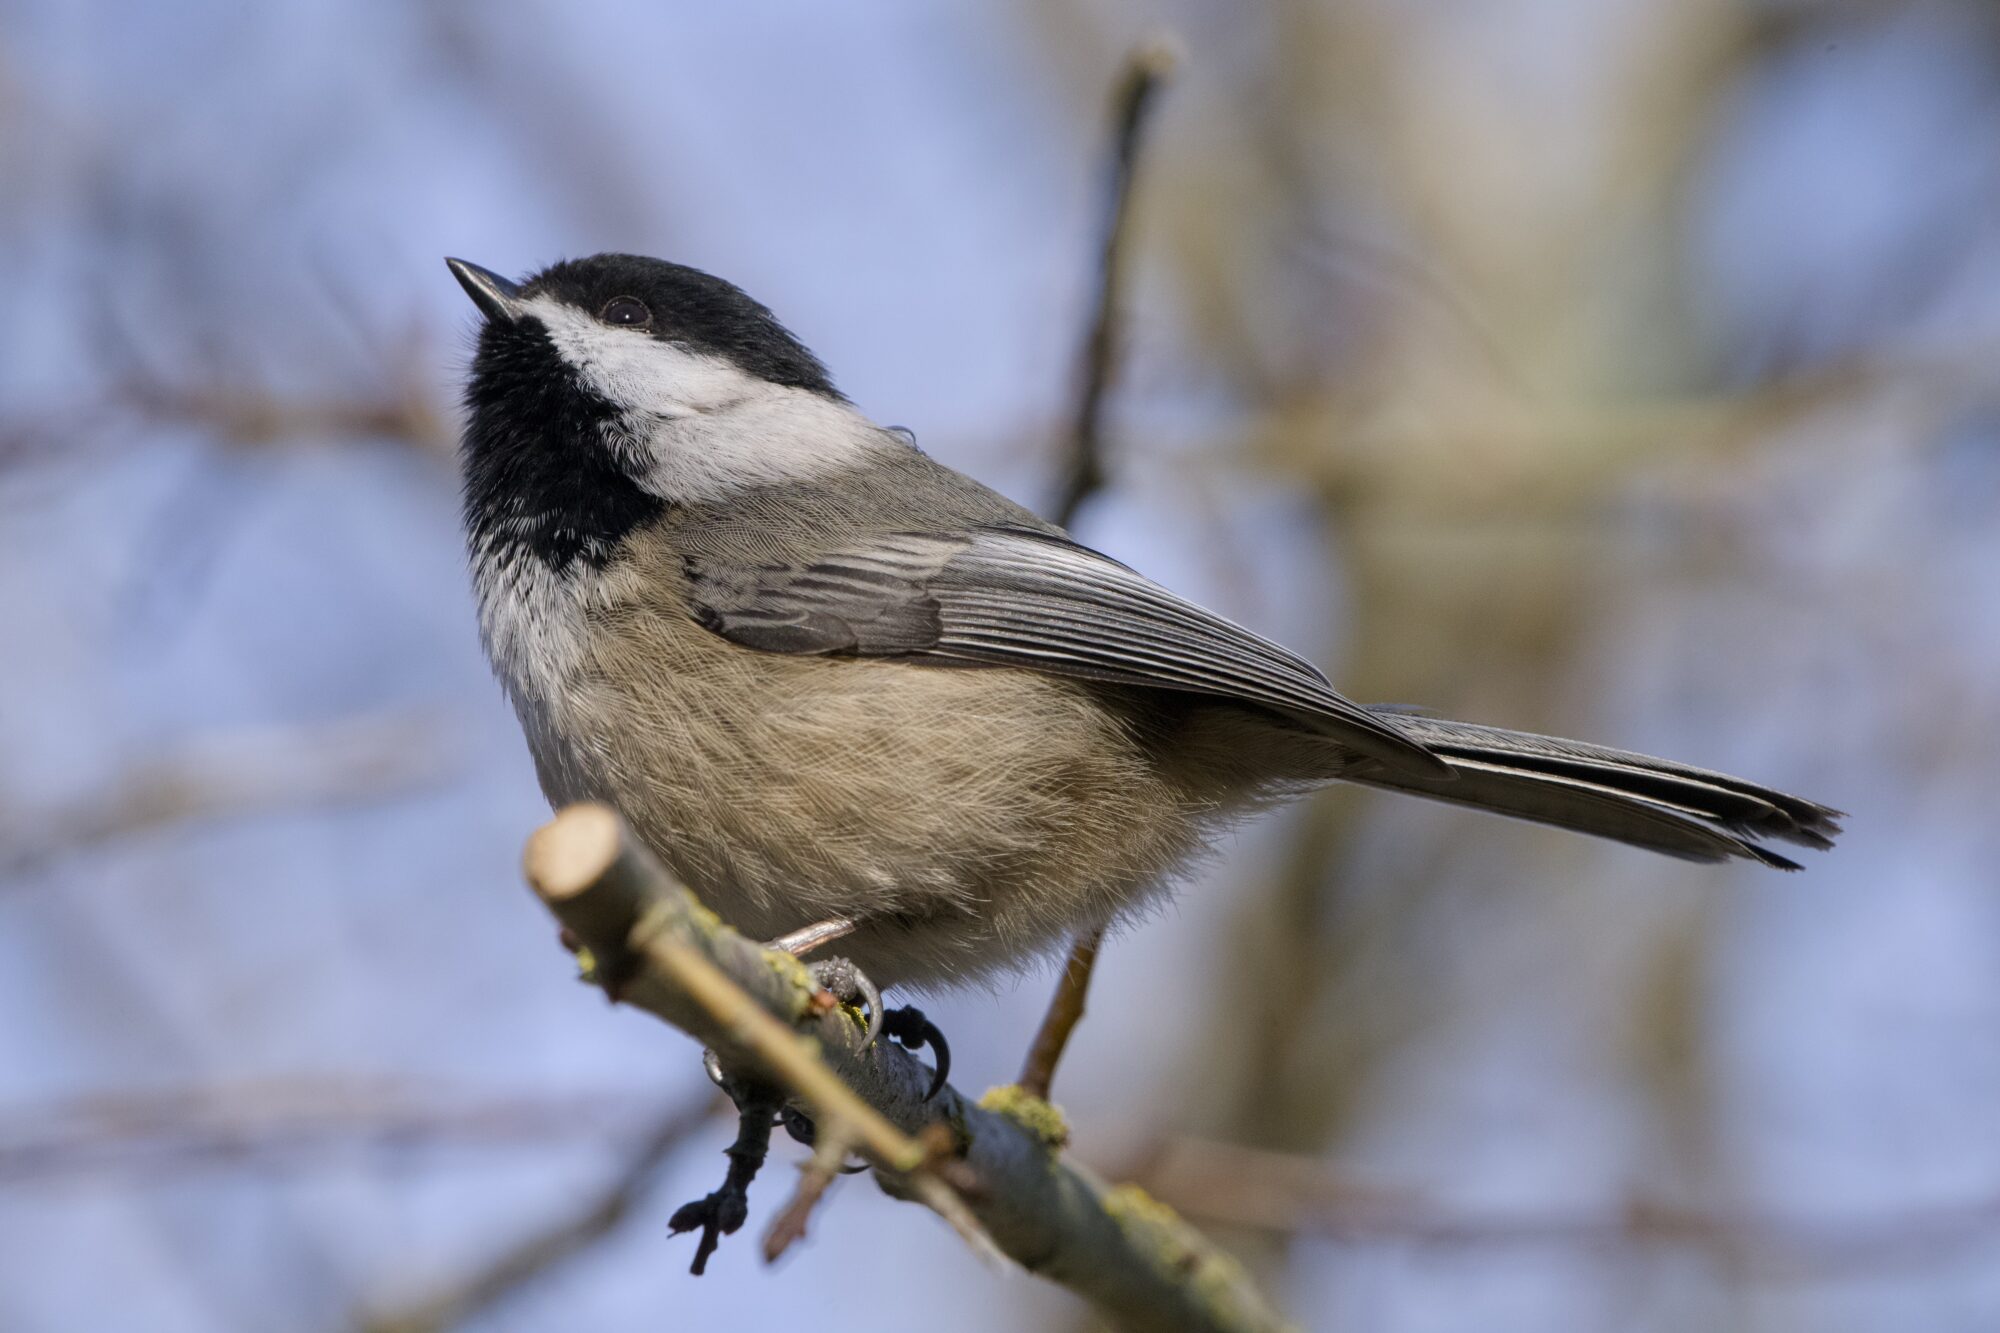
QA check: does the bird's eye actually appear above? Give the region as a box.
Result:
[600,296,651,327]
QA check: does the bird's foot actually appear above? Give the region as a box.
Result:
[668,1088,780,1276]
[763,918,884,1043]
[798,961,949,1098]
[766,920,951,1106]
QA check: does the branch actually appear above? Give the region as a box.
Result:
[360,1094,722,1333]
[1025,33,1182,1110]
[1050,32,1181,529]
[0,713,458,882]
[120,378,453,458]
[1017,930,1102,1100]
[1140,1136,2000,1276]
[0,1082,692,1183]
[524,804,1294,1333]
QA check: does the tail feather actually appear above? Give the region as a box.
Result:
[1347,711,1844,871]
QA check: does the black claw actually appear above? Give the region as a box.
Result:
[881,1005,951,1100]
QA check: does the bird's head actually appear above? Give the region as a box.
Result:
[448,253,896,569]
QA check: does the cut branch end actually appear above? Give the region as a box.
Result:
[524,802,622,903]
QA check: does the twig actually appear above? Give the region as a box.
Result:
[1018,930,1103,1101]
[1050,32,1181,529]
[524,803,1294,1333]
[1139,1136,2000,1277]
[360,1094,721,1333]
[763,1122,856,1264]
[0,1082,698,1184]
[1023,33,1182,1116]
[89,280,451,462]
[0,712,458,882]
[120,379,451,457]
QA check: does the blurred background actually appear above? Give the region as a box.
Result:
[3,1,1997,1329]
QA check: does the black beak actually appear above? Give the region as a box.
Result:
[446,257,524,324]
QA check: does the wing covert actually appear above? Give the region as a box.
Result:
[683,525,1444,776]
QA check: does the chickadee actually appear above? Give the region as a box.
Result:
[447,253,1841,992]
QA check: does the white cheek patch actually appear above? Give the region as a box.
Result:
[639,388,897,504]
[521,294,899,505]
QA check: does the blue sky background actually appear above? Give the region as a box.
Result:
[5,2,2000,1330]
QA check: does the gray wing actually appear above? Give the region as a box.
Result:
[683,525,1445,776]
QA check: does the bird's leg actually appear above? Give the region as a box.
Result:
[762,917,951,1102]
[766,916,856,958]
[677,920,956,1263]
[668,1080,782,1276]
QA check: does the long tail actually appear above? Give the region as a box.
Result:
[1345,710,1843,870]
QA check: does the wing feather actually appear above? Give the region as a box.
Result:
[684,525,1444,776]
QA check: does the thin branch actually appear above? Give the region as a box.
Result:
[1018,929,1103,1101]
[1023,33,1182,1116]
[0,713,459,882]
[762,1122,856,1264]
[120,379,452,458]
[0,1083,700,1184]
[360,1094,722,1333]
[93,283,454,462]
[524,804,1293,1333]
[1140,1136,2000,1277]
[1050,32,1181,529]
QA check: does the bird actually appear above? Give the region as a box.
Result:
[446,252,1842,1003]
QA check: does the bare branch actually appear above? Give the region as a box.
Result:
[0,712,459,882]
[524,804,1294,1333]
[118,377,453,459]
[761,1122,855,1264]
[1050,32,1181,528]
[0,1082,698,1184]
[1017,929,1103,1101]
[1141,1136,2000,1277]
[1022,33,1183,1115]
[360,1094,722,1333]
[92,282,455,462]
